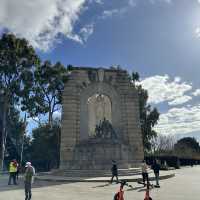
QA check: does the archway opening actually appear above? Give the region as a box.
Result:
[87,94,112,137]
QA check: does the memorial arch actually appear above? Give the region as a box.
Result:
[60,67,144,170]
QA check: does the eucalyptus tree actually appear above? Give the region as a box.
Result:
[0,33,40,170]
[30,121,61,171]
[22,61,68,127]
[131,72,160,153]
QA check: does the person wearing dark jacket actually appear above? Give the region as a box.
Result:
[152,160,160,187]
[110,160,119,183]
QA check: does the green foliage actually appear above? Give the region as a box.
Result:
[0,33,40,102]
[132,72,140,82]
[30,122,61,171]
[0,105,25,162]
[22,60,68,126]
[0,33,67,170]
[131,72,160,153]
[175,137,200,150]
[0,33,40,169]
[174,137,200,158]
[6,107,24,151]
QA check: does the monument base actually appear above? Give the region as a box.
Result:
[60,138,142,170]
[52,167,143,177]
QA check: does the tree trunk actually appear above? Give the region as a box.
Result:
[48,110,53,128]
[1,97,8,171]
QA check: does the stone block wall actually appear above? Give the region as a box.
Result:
[60,67,144,169]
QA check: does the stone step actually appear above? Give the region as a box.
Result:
[48,168,152,177]
[36,170,175,183]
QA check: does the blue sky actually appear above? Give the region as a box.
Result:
[1,0,200,138]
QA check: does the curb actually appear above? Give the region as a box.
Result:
[35,173,175,183]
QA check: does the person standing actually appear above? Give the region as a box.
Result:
[13,160,19,181]
[8,159,17,185]
[110,160,119,183]
[152,160,160,187]
[24,162,35,200]
[16,162,20,181]
[141,160,149,187]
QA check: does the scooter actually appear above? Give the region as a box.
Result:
[113,180,133,200]
[113,180,153,200]
[144,183,153,200]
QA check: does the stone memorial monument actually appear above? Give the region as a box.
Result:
[60,67,144,170]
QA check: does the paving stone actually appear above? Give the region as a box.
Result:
[0,167,200,200]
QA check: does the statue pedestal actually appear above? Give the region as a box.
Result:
[62,138,138,170]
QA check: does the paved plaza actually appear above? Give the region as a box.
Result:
[0,166,199,200]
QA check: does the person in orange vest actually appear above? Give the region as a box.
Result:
[8,159,18,185]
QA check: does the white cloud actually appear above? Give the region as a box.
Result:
[53,110,61,119]
[101,7,128,19]
[66,23,94,44]
[27,117,39,123]
[128,0,137,7]
[155,104,200,135]
[101,9,118,18]
[140,75,192,105]
[88,0,104,4]
[0,0,87,51]
[149,0,172,4]
[93,0,104,4]
[174,76,181,83]
[79,24,94,42]
[193,89,200,96]
[195,27,200,38]
[168,96,192,106]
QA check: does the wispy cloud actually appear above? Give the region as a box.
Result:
[155,104,200,135]
[0,0,87,51]
[79,23,94,43]
[195,27,200,38]
[93,0,104,4]
[141,74,200,135]
[128,0,137,7]
[168,96,192,106]
[140,75,192,105]
[193,89,200,96]
[53,110,61,119]
[149,0,172,4]
[101,8,128,19]
[0,0,184,51]
[88,0,104,4]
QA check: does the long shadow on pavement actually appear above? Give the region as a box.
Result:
[92,183,111,188]
[0,176,78,192]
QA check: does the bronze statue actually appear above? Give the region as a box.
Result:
[95,118,117,139]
